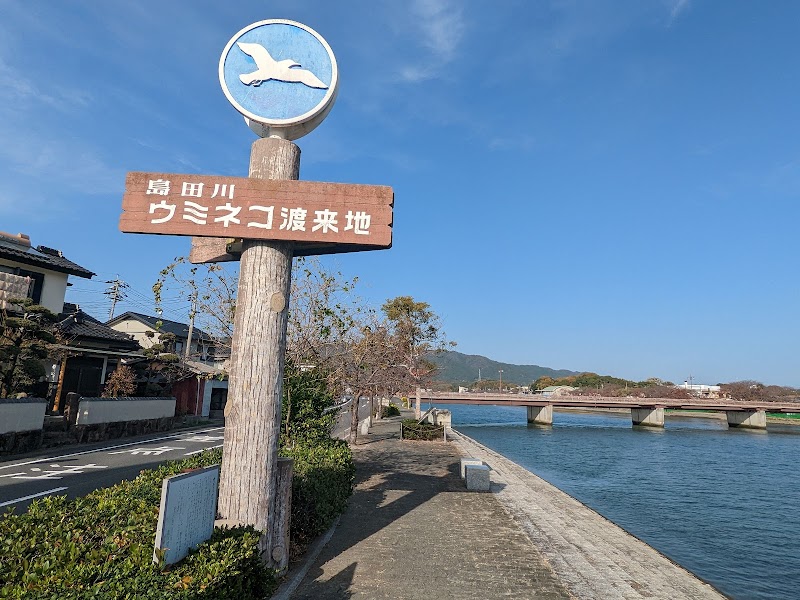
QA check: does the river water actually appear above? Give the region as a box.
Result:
[448,404,799,600]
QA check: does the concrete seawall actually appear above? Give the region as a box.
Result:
[451,429,726,599]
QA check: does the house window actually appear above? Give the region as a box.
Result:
[15,269,43,304]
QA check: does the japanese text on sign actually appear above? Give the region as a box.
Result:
[146,179,371,235]
[120,171,393,252]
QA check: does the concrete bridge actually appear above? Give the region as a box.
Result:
[416,391,800,430]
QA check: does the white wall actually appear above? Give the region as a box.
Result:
[76,397,176,425]
[201,379,228,417]
[39,271,68,314]
[0,399,47,434]
[108,319,159,349]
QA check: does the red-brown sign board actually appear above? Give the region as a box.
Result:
[119,172,393,255]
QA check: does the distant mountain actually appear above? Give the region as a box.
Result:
[429,350,577,386]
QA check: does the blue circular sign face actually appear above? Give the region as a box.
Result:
[219,20,338,139]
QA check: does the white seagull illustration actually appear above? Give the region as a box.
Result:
[237,42,328,89]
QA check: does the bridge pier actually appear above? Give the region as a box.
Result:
[527,405,553,426]
[631,407,665,428]
[726,410,767,430]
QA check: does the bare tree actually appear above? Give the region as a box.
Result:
[153,257,238,360]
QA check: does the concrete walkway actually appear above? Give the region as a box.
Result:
[287,415,571,599]
[285,415,725,599]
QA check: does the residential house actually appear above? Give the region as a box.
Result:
[106,312,228,417]
[53,304,142,408]
[0,231,94,314]
[0,232,117,407]
[106,311,218,363]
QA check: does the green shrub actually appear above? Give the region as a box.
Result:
[282,364,336,441]
[0,426,357,597]
[382,403,401,418]
[0,449,276,599]
[401,418,444,441]
[280,438,355,551]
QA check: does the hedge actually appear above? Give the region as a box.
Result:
[0,449,273,599]
[381,403,401,418]
[1,439,355,598]
[281,438,355,552]
[400,418,444,441]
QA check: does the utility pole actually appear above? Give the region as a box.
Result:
[499,369,503,393]
[184,292,197,362]
[104,277,127,319]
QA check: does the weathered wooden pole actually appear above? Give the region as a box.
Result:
[217,136,299,563]
[270,457,294,572]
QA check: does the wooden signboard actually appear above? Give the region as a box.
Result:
[120,172,393,256]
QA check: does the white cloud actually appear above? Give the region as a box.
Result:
[398,65,438,83]
[667,0,691,25]
[488,134,536,152]
[395,0,467,83]
[0,59,92,111]
[411,0,466,62]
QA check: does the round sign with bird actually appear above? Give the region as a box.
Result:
[219,20,338,140]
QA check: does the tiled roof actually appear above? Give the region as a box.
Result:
[58,308,141,350]
[0,243,94,279]
[106,311,210,341]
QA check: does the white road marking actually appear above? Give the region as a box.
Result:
[12,463,107,480]
[179,434,224,443]
[109,446,184,456]
[0,426,225,472]
[0,472,26,479]
[0,487,68,507]
[184,444,224,456]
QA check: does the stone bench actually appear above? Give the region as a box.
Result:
[460,457,484,478]
[465,464,491,492]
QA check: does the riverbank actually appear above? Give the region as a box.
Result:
[451,428,725,599]
[283,414,724,599]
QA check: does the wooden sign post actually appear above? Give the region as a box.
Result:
[119,20,392,570]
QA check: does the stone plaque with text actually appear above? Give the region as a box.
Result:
[153,464,220,565]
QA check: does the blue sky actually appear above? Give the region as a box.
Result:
[1,1,798,386]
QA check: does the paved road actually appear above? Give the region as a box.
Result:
[1,399,372,515]
[0,425,226,513]
[332,397,372,440]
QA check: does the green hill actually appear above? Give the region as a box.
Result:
[429,350,577,386]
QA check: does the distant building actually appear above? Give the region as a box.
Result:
[536,385,576,397]
[678,382,721,398]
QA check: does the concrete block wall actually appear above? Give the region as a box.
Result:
[75,397,176,426]
[0,397,47,434]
